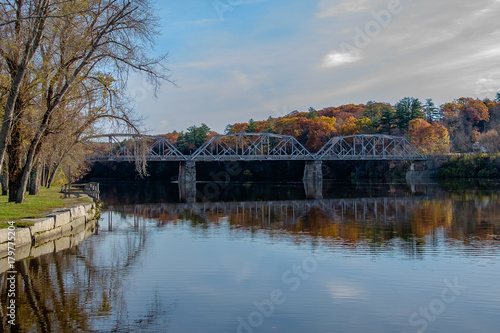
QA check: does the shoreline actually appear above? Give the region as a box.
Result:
[0,200,98,274]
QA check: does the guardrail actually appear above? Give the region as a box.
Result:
[61,182,100,199]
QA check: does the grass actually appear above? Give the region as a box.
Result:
[0,187,92,228]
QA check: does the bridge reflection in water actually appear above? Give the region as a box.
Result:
[101,189,500,248]
[107,196,423,228]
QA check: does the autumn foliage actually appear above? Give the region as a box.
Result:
[409,119,450,154]
[169,94,500,155]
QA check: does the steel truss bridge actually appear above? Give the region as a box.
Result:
[86,133,426,162]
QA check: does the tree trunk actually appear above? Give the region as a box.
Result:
[28,163,41,195]
[7,122,24,203]
[15,120,48,203]
[0,164,7,196]
[47,160,63,189]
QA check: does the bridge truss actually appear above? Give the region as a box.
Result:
[316,134,425,160]
[192,133,312,161]
[85,133,425,162]
[86,134,186,162]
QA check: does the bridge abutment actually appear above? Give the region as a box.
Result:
[179,161,196,203]
[303,161,323,199]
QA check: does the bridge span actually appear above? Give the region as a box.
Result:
[86,133,426,184]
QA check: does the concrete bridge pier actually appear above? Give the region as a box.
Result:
[303,161,323,199]
[179,161,196,203]
[405,160,435,181]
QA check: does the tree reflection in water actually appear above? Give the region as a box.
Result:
[0,220,173,332]
[1,180,499,332]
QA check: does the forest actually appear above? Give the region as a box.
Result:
[164,94,500,156]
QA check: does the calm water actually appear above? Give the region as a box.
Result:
[2,180,500,333]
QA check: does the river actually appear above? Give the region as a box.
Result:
[2,180,500,332]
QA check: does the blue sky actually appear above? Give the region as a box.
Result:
[128,0,500,134]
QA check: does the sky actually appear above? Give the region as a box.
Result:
[127,0,500,134]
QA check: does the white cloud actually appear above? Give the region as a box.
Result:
[321,50,361,68]
[231,70,254,90]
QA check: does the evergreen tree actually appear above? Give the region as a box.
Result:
[424,98,441,123]
[177,124,211,153]
[394,97,424,132]
[246,119,258,133]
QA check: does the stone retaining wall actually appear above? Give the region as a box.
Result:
[0,201,97,269]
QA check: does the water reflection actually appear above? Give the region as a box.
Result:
[1,181,499,332]
[101,181,500,255]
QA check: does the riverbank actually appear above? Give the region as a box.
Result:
[0,197,98,273]
[0,187,93,228]
[437,153,500,178]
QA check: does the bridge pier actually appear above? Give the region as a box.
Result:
[303,161,323,182]
[303,161,323,199]
[179,161,196,203]
[406,160,435,181]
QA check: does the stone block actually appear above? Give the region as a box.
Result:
[54,237,72,252]
[0,240,31,260]
[0,243,8,258]
[48,210,71,228]
[30,242,55,258]
[16,228,33,246]
[0,258,9,275]
[61,223,73,236]
[72,220,87,235]
[16,244,31,261]
[83,203,96,221]
[33,227,62,245]
[73,216,86,226]
[70,205,86,220]
[26,217,55,234]
[61,217,87,237]
[0,228,12,244]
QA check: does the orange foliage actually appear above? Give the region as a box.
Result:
[457,98,490,124]
[231,123,249,133]
[274,117,304,137]
[158,132,179,144]
[409,119,450,154]
[338,116,361,136]
[441,102,461,119]
[305,116,336,151]
[318,104,365,121]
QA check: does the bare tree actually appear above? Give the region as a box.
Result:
[1,0,170,202]
[0,0,52,175]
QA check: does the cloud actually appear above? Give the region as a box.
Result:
[321,50,362,68]
[231,70,254,90]
[316,0,382,18]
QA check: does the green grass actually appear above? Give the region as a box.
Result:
[0,187,92,228]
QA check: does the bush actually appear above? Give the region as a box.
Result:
[437,153,500,178]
